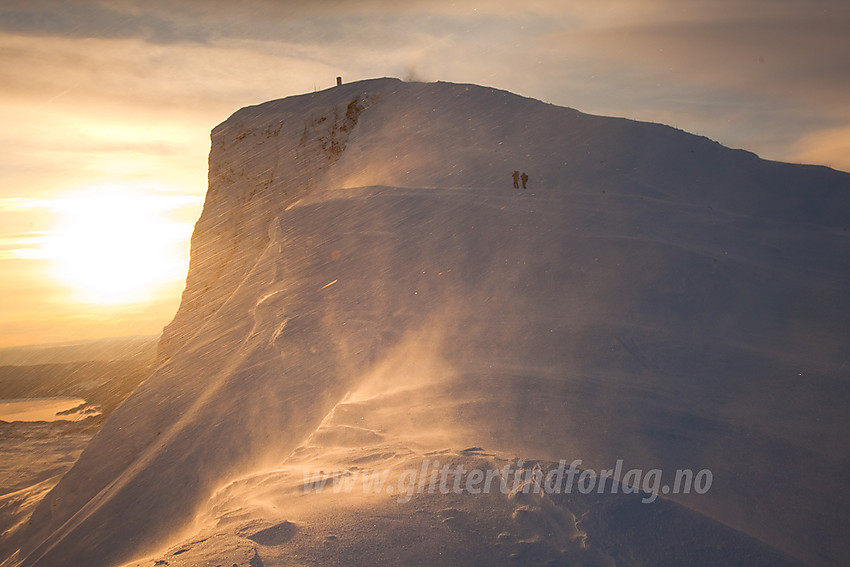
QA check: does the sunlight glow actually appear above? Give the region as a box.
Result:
[43,184,200,305]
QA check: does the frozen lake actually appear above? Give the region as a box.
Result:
[0,397,92,422]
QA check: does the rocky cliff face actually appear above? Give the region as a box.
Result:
[5,79,849,567]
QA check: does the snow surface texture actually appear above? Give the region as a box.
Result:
[3,78,849,566]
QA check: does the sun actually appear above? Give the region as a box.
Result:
[45,185,195,305]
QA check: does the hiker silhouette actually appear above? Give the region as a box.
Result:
[512,170,520,189]
[521,172,528,189]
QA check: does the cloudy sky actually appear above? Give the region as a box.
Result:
[1,0,848,347]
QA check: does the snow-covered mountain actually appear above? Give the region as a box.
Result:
[4,78,849,567]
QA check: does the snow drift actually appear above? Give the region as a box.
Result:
[4,79,849,566]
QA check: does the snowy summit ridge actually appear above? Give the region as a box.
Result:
[5,78,850,567]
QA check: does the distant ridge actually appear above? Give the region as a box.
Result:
[0,336,158,366]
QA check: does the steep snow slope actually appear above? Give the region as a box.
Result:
[4,79,849,567]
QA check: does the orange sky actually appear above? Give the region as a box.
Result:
[1,0,848,347]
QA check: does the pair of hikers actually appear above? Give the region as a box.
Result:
[512,170,529,190]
